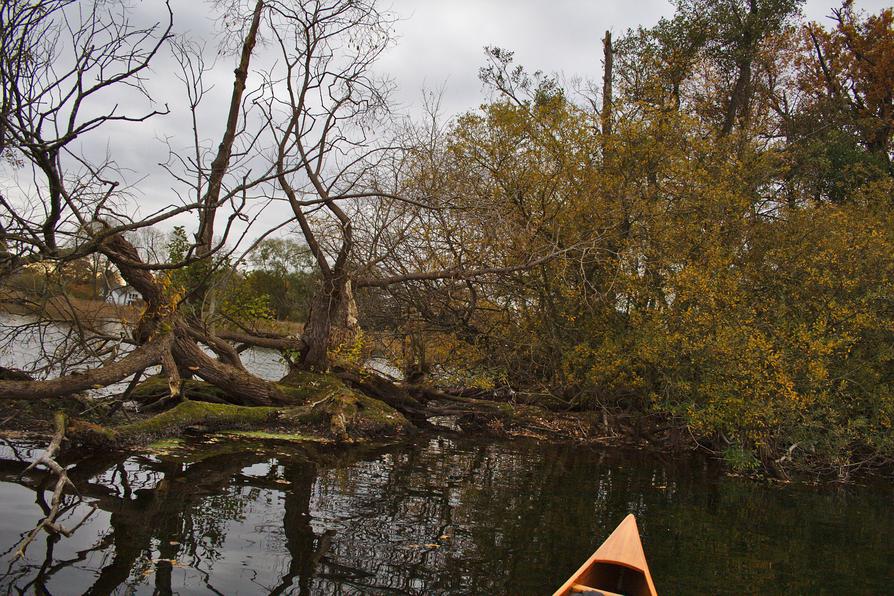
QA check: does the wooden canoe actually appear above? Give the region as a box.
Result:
[553,514,658,596]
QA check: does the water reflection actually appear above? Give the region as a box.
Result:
[0,438,891,594]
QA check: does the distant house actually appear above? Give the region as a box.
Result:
[106,285,142,306]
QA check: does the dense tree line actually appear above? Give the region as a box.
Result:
[0,0,891,477]
[378,0,893,474]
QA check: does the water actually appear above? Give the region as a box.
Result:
[0,437,891,594]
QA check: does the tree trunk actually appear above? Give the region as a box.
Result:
[601,30,613,140]
[298,275,360,371]
[195,0,264,258]
[171,328,290,405]
[721,57,753,136]
[101,232,291,406]
[720,0,757,137]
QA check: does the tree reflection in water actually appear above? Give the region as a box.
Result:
[1,437,892,594]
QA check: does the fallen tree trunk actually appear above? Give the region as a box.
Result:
[0,336,170,400]
[216,329,306,352]
[172,326,291,405]
[69,400,281,446]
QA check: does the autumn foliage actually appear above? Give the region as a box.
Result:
[380,1,894,475]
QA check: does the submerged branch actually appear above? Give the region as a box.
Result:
[14,412,95,560]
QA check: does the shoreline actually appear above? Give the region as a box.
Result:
[2,389,890,486]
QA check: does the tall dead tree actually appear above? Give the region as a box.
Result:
[194,0,264,260]
[602,30,614,140]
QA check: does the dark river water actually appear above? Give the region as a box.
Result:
[0,436,891,595]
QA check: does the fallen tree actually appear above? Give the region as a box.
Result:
[0,0,576,454]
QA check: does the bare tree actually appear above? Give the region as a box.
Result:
[0,0,567,424]
[0,0,291,405]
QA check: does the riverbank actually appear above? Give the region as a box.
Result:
[0,289,140,324]
[3,364,892,486]
[0,291,306,336]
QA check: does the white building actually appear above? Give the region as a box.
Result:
[106,285,142,306]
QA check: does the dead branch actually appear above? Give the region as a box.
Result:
[13,412,88,560]
[215,329,306,352]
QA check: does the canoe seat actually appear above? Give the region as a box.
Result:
[570,584,626,596]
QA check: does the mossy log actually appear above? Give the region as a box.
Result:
[69,400,280,447]
[71,370,410,448]
[280,387,409,442]
[129,372,354,408]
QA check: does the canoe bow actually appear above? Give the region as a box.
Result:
[553,514,658,596]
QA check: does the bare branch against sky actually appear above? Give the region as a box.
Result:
[376,0,892,117]
[3,0,888,239]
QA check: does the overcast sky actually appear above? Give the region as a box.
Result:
[375,0,892,118]
[132,0,894,142]
[7,0,890,247]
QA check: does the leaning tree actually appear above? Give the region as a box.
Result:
[0,0,306,407]
[0,0,565,416]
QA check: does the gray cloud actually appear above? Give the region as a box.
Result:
[6,0,889,245]
[377,0,891,117]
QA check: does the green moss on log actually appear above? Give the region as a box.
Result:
[276,370,346,402]
[147,438,186,454]
[281,383,408,442]
[70,400,280,447]
[131,371,351,407]
[131,376,233,404]
[213,430,330,443]
[116,400,278,437]
[64,369,411,449]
